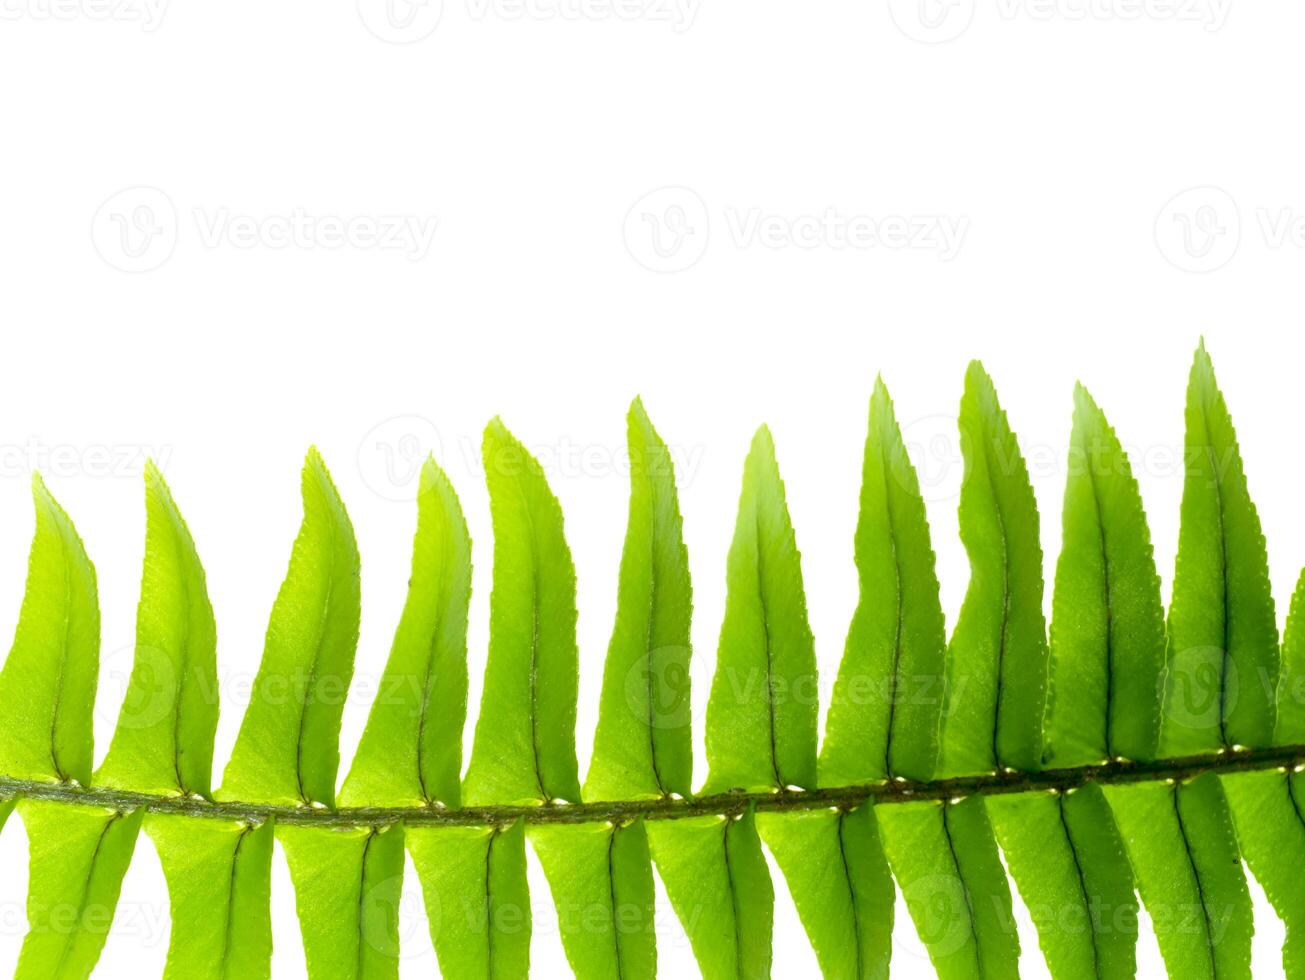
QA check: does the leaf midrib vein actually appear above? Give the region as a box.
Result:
[49,810,123,977]
[836,809,865,979]
[1057,792,1101,978]
[415,526,450,805]
[1082,443,1117,760]
[1171,782,1220,979]
[878,438,907,782]
[753,505,784,791]
[48,520,76,783]
[294,500,340,807]
[941,801,984,975]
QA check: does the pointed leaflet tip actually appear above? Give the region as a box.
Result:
[303,444,326,474]
[1072,381,1100,420]
[866,375,897,422]
[484,415,510,442]
[964,359,999,404]
[30,472,73,528]
[417,452,449,497]
[300,447,350,513]
[1191,339,1217,388]
[143,458,178,511]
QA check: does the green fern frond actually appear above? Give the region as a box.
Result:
[5,346,1305,978]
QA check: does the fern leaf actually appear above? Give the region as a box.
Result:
[1276,568,1305,744]
[1163,341,1277,755]
[646,808,773,980]
[755,805,893,980]
[1046,385,1165,767]
[529,819,657,979]
[878,796,1019,979]
[1223,769,1305,976]
[217,449,361,807]
[339,456,471,808]
[97,462,218,796]
[146,814,274,980]
[407,821,532,979]
[703,426,818,794]
[463,419,581,806]
[819,378,946,786]
[277,823,405,979]
[585,398,694,802]
[1241,569,1305,976]
[14,801,143,980]
[1106,774,1253,979]
[941,362,1047,776]
[987,784,1137,979]
[0,475,99,785]
[4,356,1305,979]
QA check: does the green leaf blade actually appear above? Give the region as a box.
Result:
[0,476,99,785]
[1105,773,1253,980]
[1046,386,1165,768]
[820,379,946,786]
[463,419,581,806]
[529,819,657,980]
[988,784,1136,980]
[14,800,143,980]
[647,807,773,980]
[147,813,274,980]
[756,804,894,980]
[585,399,694,802]
[1276,568,1305,745]
[217,449,361,807]
[406,821,532,980]
[941,363,1047,776]
[1223,768,1305,977]
[704,426,818,794]
[877,796,1019,980]
[98,462,219,797]
[277,822,405,980]
[340,457,472,808]
[1163,343,1277,755]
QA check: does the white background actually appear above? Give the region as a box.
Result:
[0,0,1303,976]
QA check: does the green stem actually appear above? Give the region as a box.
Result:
[3,744,1300,828]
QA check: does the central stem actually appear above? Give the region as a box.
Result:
[2,743,1297,828]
